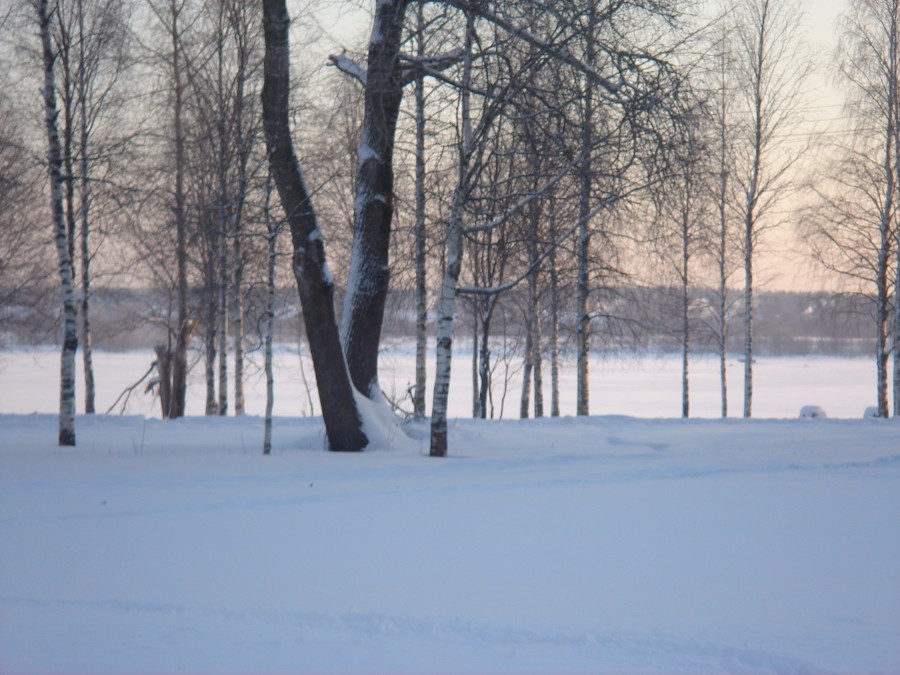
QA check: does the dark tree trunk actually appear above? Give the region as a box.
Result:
[340,0,410,399]
[262,0,366,451]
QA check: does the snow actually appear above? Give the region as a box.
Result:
[1,349,899,673]
[799,405,827,418]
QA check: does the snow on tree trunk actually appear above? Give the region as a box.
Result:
[262,0,366,451]
[340,0,410,399]
[38,0,77,446]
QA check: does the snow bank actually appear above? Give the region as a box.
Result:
[799,405,827,419]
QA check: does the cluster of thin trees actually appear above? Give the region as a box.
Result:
[1,0,899,455]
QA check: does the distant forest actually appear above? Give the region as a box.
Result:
[0,285,874,358]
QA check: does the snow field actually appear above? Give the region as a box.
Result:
[1,411,899,674]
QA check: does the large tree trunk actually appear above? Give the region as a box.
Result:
[340,0,410,399]
[262,0,366,451]
[38,0,78,447]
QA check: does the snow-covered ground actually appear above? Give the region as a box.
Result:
[1,348,899,674]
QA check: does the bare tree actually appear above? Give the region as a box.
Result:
[35,0,78,445]
[806,0,900,417]
[730,0,811,417]
[146,0,194,419]
[262,0,367,450]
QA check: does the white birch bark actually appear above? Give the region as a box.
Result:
[413,0,427,420]
[549,237,561,417]
[681,206,690,419]
[38,0,78,446]
[894,240,900,416]
[430,8,473,458]
[76,0,95,415]
[575,4,596,417]
[519,311,533,419]
[263,179,275,455]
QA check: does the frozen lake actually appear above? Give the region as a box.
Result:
[0,345,886,420]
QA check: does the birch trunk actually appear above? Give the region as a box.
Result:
[430,232,462,456]
[413,0,427,420]
[894,242,900,416]
[263,178,275,455]
[743,216,753,418]
[216,18,229,417]
[38,0,78,446]
[718,168,728,418]
[430,8,473,458]
[478,307,492,419]
[205,304,217,415]
[519,311,533,419]
[262,0,366,451]
[170,0,189,419]
[233,243,245,415]
[77,0,95,414]
[575,5,596,417]
[231,6,250,417]
[549,239,561,417]
[472,306,479,417]
[681,219,690,419]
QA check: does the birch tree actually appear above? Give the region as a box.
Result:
[35,0,78,446]
[807,0,900,417]
[731,0,810,417]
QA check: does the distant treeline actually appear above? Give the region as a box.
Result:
[0,285,873,358]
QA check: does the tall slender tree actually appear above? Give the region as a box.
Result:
[36,0,78,446]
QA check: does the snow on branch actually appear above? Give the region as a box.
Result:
[328,51,367,86]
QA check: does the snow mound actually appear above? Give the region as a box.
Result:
[354,386,417,452]
[799,405,827,419]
